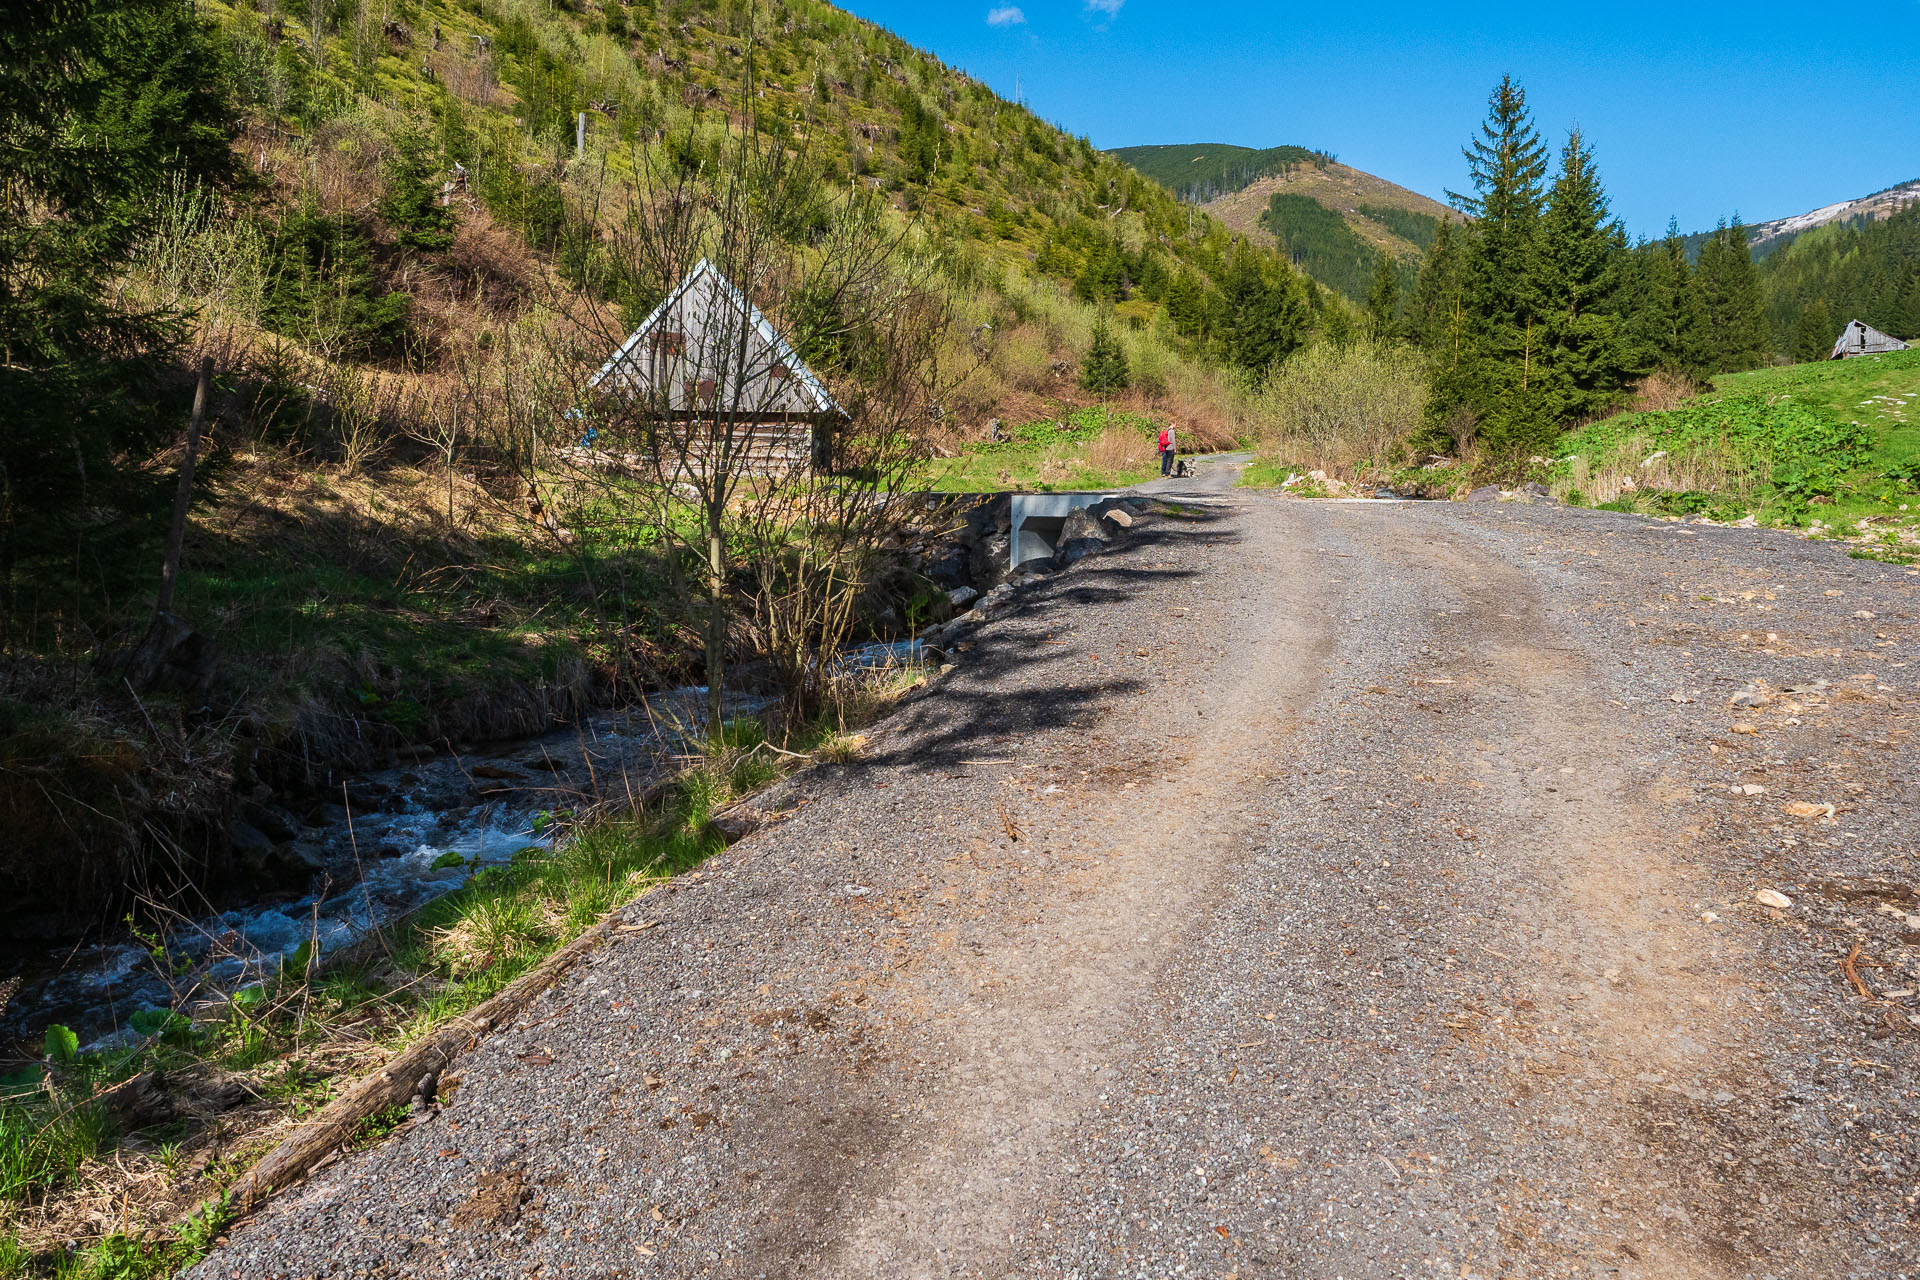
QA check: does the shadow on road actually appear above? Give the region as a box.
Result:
[871,499,1237,773]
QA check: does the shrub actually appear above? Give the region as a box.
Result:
[1254,338,1427,476]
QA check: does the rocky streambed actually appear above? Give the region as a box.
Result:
[0,491,1069,1051]
[0,688,774,1050]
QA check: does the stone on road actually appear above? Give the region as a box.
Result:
[196,466,1919,1279]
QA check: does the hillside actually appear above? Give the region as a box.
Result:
[1759,200,1920,357]
[1110,143,1458,300]
[1,0,1336,936]
[1107,142,1332,203]
[1551,347,1920,547]
[1683,176,1920,262]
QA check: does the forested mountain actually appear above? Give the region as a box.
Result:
[1107,142,1333,203]
[1681,177,1920,263]
[1759,201,1920,360]
[1110,143,1458,302]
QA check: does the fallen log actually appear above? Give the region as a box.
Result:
[239,908,630,1209]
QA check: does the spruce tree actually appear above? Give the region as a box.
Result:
[1079,315,1130,393]
[1634,218,1709,375]
[378,128,457,253]
[1213,246,1310,379]
[0,0,237,601]
[1433,75,1551,458]
[1792,297,1835,364]
[1364,252,1401,341]
[1695,218,1770,372]
[1535,129,1630,422]
[1409,217,1466,361]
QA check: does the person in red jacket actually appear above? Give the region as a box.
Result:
[1158,423,1177,477]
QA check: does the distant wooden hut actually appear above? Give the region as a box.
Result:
[588,259,844,473]
[1830,319,1911,360]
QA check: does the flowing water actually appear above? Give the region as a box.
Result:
[2,687,773,1050]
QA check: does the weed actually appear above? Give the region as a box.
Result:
[1851,544,1919,565]
[348,1105,411,1151]
[0,1096,115,1205]
[813,732,867,764]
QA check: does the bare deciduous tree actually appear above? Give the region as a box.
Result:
[491,102,952,729]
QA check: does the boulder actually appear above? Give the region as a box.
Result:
[947,586,979,609]
[240,802,301,843]
[1054,509,1113,564]
[921,545,972,589]
[1463,485,1503,503]
[1516,481,1551,499]
[1101,507,1134,530]
[972,533,1010,592]
[229,820,274,854]
[1059,507,1108,545]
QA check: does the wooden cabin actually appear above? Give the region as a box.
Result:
[588,259,845,473]
[1830,319,1911,360]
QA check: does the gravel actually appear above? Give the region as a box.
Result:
[194,473,1918,1280]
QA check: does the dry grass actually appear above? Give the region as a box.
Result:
[433,47,505,110]
[1083,423,1158,473]
[1630,369,1701,413]
[1556,433,1767,506]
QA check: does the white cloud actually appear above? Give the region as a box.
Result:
[1085,0,1124,16]
[986,5,1026,25]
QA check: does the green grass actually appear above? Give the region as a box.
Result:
[1713,350,1920,467]
[927,405,1164,492]
[176,538,599,730]
[1237,457,1304,489]
[1552,349,1920,529]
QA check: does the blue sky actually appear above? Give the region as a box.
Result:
[836,1,1920,239]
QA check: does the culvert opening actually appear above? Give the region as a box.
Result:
[1008,492,1122,569]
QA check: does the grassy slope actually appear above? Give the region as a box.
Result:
[1714,353,1920,467]
[65,0,1297,763]
[1553,351,1920,544]
[926,406,1165,493]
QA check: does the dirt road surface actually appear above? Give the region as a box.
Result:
[197,461,1919,1279]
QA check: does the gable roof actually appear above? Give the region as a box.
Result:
[1831,318,1911,359]
[588,259,844,416]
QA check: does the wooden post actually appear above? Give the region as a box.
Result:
[157,357,213,616]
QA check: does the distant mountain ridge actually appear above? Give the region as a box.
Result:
[1107,143,1335,203]
[1686,177,1920,261]
[1109,142,1459,301]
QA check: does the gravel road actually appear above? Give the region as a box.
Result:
[196,461,1920,1280]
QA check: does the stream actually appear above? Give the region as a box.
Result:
[2,686,781,1051]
